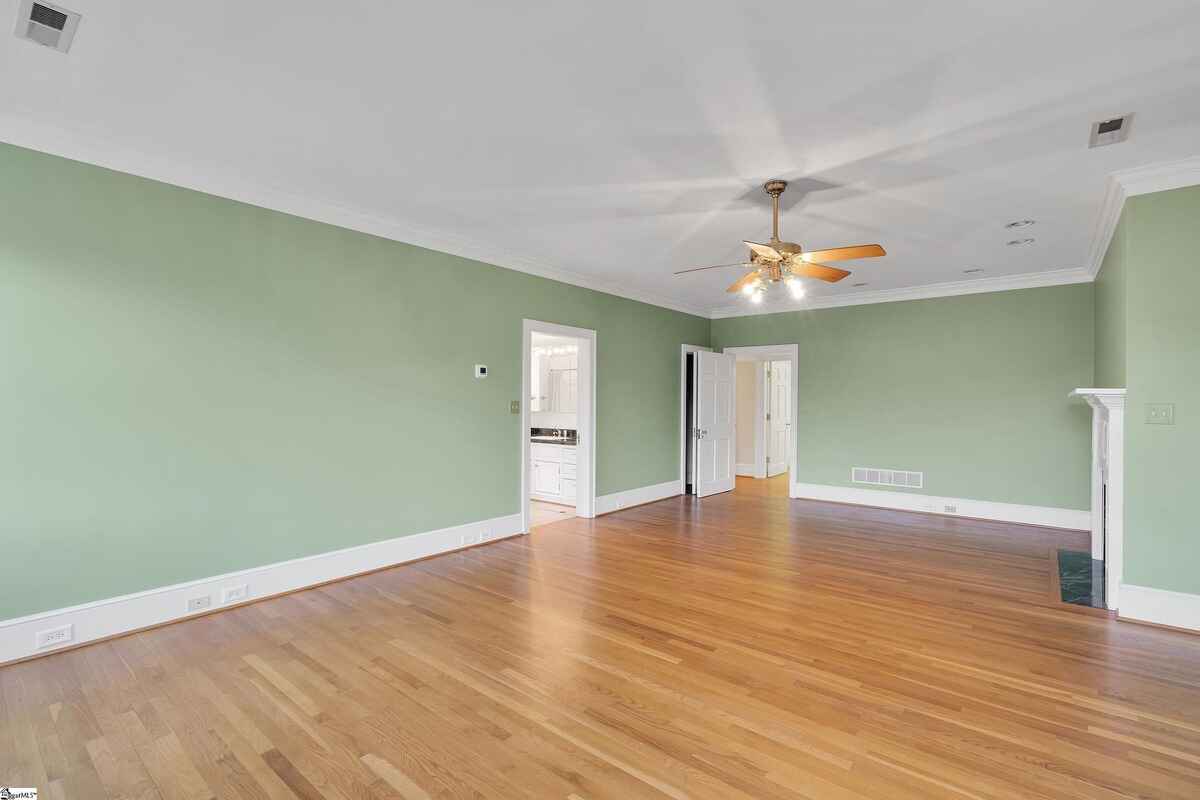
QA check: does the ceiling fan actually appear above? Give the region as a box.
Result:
[675,179,886,303]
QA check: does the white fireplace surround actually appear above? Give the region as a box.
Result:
[1070,388,1126,611]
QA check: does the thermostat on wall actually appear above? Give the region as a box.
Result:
[474,364,488,379]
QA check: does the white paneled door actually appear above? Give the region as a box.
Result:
[767,361,791,477]
[696,351,736,497]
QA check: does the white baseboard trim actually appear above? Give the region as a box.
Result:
[1118,583,1200,632]
[596,480,681,515]
[790,482,1089,530]
[735,463,760,478]
[0,512,525,664]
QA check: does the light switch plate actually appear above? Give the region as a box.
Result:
[1145,403,1175,425]
[510,400,520,414]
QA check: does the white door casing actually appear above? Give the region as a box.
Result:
[723,345,799,497]
[521,319,596,532]
[767,361,791,477]
[696,351,736,497]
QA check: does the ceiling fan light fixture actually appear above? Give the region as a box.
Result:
[673,179,887,299]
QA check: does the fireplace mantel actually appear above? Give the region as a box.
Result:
[1070,388,1126,610]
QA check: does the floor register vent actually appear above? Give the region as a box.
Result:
[13,1,80,53]
[852,467,923,489]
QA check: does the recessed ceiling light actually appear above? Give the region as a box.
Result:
[1005,219,1036,229]
[851,282,869,287]
[1007,238,1035,247]
[963,268,985,274]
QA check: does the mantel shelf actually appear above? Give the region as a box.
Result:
[1070,388,1127,410]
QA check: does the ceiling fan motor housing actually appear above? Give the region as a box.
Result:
[763,179,788,197]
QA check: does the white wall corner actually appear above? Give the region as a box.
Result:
[596,480,681,515]
[789,482,1090,530]
[1119,583,1200,633]
[0,512,524,665]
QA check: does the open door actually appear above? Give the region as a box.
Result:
[696,350,736,497]
[767,361,791,477]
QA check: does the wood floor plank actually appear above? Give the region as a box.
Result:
[4,475,1200,799]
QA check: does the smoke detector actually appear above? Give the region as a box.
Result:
[13,1,80,53]
[1089,114,1133,148]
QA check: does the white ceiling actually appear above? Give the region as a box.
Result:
[4,1,1200,317]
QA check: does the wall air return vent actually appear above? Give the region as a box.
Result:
[14,0,80,53]
[852,467,923,489]
[1088,114,1133,148]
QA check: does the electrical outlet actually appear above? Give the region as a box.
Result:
[36,623,74,649]
[187,594,212,613]
[222,584,249,605]
[944,505,958,514]
[1145,403,1175,425]
[461,532,481,547]
[510,400,520,414]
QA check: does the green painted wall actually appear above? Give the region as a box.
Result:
[711,284,1095,510]
[1121,186,1200,595]
[0,143,709,620]
[1094,212,1128,388]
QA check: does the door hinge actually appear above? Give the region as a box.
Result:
[766,412,771,421]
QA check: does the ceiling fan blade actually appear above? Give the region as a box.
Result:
[744,241,782,261]
[673,262,752,275]
[725,270,762,294]
[800,244,886,262]
[792,262,852,283]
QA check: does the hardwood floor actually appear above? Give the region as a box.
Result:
[530,499,575,529]
[4,477,1200,799]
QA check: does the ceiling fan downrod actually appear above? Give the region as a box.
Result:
[763,179,788,242]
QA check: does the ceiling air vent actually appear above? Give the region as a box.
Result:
[1088,114,1133,148]
[13,0,80,53]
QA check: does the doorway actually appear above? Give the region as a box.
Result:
[735,358,791,480]
[682,344,799,499]
[521,320,596,531]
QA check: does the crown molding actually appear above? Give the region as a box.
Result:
[1113,154,1200,197]
[7,115,1197,321]
[1084,176,1127,279]
[708,267,1092,318]
[0,117,710,319]
[1085,155,1200,278]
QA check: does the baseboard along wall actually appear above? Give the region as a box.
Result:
[790,481,1090,531]
[1119,583,1200,633]
[0,513,525,665]
[8,483,1192,664]
[596,480,681,515]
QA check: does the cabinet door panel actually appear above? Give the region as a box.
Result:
[532,460,561,494]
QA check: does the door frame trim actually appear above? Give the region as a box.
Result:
[522,319,597,531]
[723,344,799,491]
[679,343,712,494]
